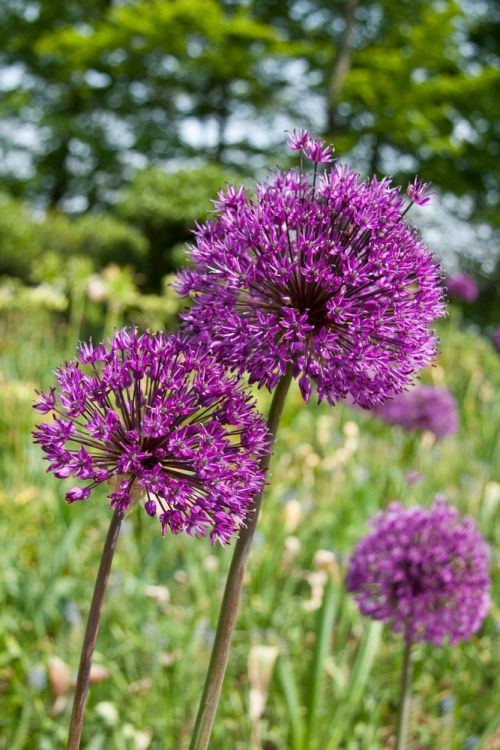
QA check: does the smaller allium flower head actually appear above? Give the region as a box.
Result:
[177,131,445,407]
[33,329,269,544]
[446,272,479,302]
[372,385,458,438]
[346,499,491,645]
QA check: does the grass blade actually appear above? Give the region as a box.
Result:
[276,654,305,750]
[323,620,383,750]
[305,575,338,748]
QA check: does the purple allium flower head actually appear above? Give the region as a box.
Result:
[446,272,479,302]
[372,385,459,438]
[492,327,500,353]
[177,131,445,407]
[346,499,491,645]
[33,329,269,544]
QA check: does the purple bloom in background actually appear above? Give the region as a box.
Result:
[346,499,491,645]
[178,131,445,407]
[372,385,459,438]
[33,329,269,544]
[405,470,424,485]
[492,327,500,353]
[446,272,479,302]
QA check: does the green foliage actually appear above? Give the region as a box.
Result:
[1,0,291,207]
[118,164,234,230]
[0,195,147,282]
[117,164,235,283]
[0,305,498,749]
[1,0,498,227]
[253,0,499,222]
[0,195,41,278]
[336,1,500,215]
[43,214,148,269]
[0,166,244,291]
[1,0,499,315]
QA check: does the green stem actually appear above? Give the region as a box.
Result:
[395,637,413,750]
[189,366,294,750]
[66,509,123,750]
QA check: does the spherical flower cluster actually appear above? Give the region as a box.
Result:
[372,385,458,438]
[346,500,491,645]
[33,329,269,544]
[177,131,445,407]
[446,272,479,302]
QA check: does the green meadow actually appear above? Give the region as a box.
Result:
[1,306,498,750]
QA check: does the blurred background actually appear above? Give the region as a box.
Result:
[0,0,499,321]
[0,1,499,749]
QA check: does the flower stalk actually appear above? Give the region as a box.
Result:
[189,365,294,750]
[395,636,413,750]
[67,508,123,750]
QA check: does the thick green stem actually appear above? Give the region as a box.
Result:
[395,637,413,750]
[189,366,294,750]
[66,509,123,750]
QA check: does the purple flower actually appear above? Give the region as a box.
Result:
[446,273,479,302]
[492,327,500,353]
[346,499,491,645]
[287,129,334,162]
[287,128,310,152]
[372,385,458,438]
[406,177,435,206]
[405,470,424,485]
[178,131,445,407]
[33,329,269,544]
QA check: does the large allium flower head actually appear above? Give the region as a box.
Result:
[346,499,491,645]
[447,272,479,302]
[372,385,459,438]
[177,131,445,407]
[33,329,269,544]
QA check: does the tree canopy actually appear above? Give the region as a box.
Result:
[1,0,497,221]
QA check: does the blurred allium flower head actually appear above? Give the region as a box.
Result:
[446,272,479,302]
[346,499,491,645]
[33,329,269,544]
[177,131,445,407]
[372,385,458,438]
[492,327,500,353]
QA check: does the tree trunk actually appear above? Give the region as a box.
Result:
[326,0,358,134]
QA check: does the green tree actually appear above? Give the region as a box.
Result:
[252,0,500,222]
[0,194,146,280]
[0,0,116,207]
[116,163,235,286]
[1,0,297,210]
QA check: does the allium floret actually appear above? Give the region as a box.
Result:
[406,177,435,206]
[372,385,458,438]
[346,499,491,645]
[178,131,445,407]
[33,329,269,544]
[446,272,479,302]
